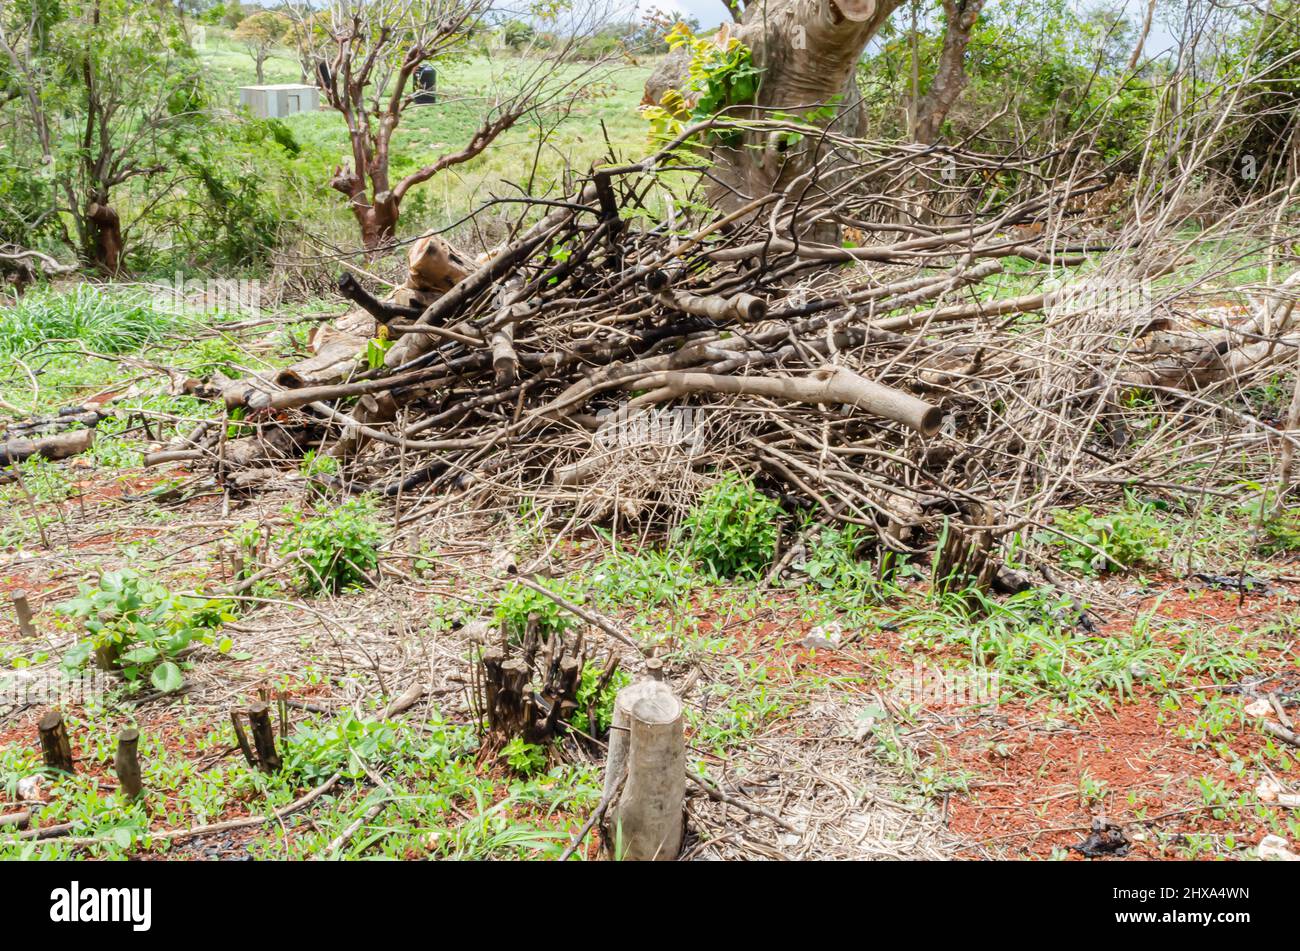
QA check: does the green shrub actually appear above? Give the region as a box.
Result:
[299,449,339,479]
[184,338,246,378]
[801,523,884,604]
[1239,493,1300,554]
[571,662,631,735]
[585,547,698,607]
[501,737,547,776]
[679,473,782,579]
[493,578,578,643]
[58,569,233,692]
[282,711,409,784]
[1,456,74,504]
[1042,497,1169,575]
[1253,508,1300,554]
[284,497,384,595]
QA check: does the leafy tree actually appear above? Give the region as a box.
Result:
[0,0,210,272]
[500,19,534,51]
[289,0,617,250]
[0,0,303,272]
[235,10,292,83]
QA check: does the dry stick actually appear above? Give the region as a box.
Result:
[1263,721,1300,749]
[687,774,799,834]
[113,728,143,800]
[491,321,518,387]
[142,448,204,467]
[558,769,626,862]
[13,777,345,845]
[0,809,32,830]
[1269,693,1295,732]
[38,711,74,774]
[230,710,256,768]
[633,366,944,436]
[323,796,388,859]
[654,288,768,323]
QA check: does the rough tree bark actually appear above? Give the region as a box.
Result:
[656,0,905,205]
[913,0,985,145]
[86,200,122,275]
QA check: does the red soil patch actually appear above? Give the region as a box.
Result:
[682,573,1300,860]
[941,692,1279,858]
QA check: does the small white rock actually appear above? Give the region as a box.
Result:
[1258,834,1299,861]
[16,775,44,802]
[1257,776,1282,802]
[802,621,842,650]
[1245,697,1273,717]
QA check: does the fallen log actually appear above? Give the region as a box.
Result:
[631,366,944,436]
[0,428,94,466]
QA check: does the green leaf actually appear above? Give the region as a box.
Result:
[151,661,184,693]
[121,645,159,665]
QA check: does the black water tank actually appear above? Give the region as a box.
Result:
[414,64,437,105]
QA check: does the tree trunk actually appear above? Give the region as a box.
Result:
[604,679,684,860]
[674,0,904,208]
[86,201,122,274]
[355,194,400,252]
[913,0,985,144]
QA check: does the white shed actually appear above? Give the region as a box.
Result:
[238,84,320,119]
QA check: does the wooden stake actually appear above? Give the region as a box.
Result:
[247,702,282,773]
[114,727,143,800]
[38,710,74,774]
[11,590,35,638]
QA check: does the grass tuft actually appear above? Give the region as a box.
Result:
[0,285,191,357]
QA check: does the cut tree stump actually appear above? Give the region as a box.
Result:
[11,590,35,638]
[114,727,143,799]
[38,711,74,774]
[474,626,601,747]
[931,503,997,598]
[603,679,684,861]
[247,702,282,773]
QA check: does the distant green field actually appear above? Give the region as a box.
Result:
[197,31,656,242]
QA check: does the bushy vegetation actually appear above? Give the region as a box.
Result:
[58,569,234,692]
[572,661,630,734]
[0,286,189,357]
[493,578,580,642]
[283,497,385,595]
[858,0,1159,164]
[679,473,783,579]
[1043,496,1169,575]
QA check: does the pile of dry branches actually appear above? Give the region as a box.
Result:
[162,118,1300,581]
